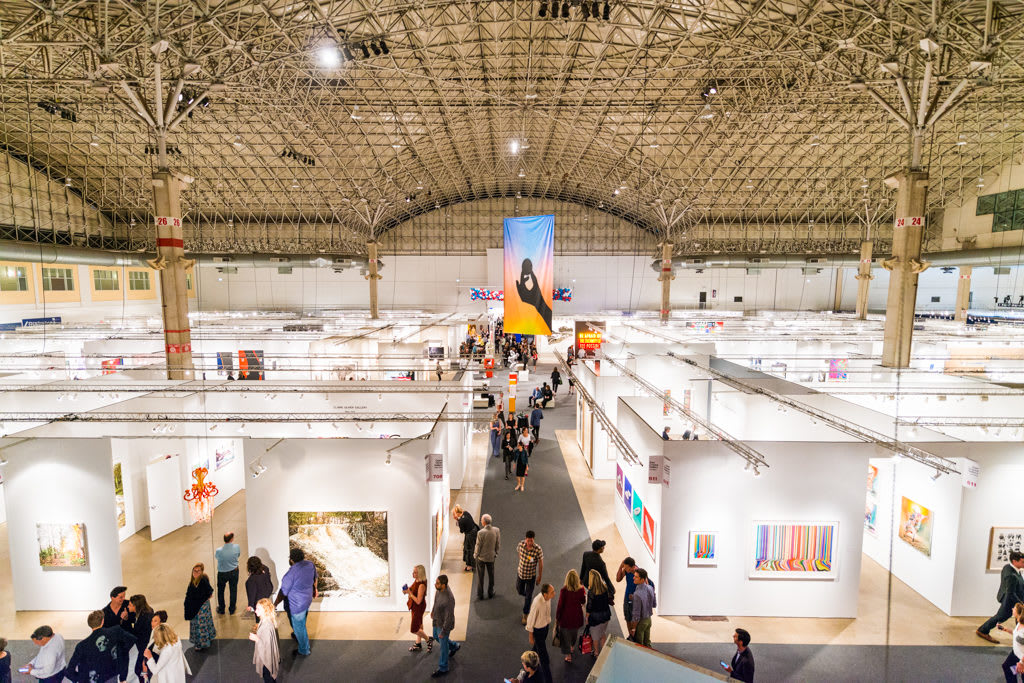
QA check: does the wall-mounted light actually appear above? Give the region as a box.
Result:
[250,461,268,479]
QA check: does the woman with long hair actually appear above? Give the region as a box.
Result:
[126,594,154,681]
[143,624,191,683]
[556,570,586,662]
[245,556,274,623]
[250,598,280,682]
[585,569,612,657]
[403,565,432,652]
[452,505,479,572]
[183,563,216,651]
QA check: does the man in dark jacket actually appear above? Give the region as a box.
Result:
[67,610,136,683]
[726,628,755,682]
[580,540,615,599]
[530,405,544,439]
[430,574,459,677]
[101,586,128,629]
[978,551,1024,642]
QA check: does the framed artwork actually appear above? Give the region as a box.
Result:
[865,502,878,536]
[688,531,717,566]
[37,523,88,568]
[215,448,234,470]
[631,489,643,532]
[623,477,633,513]
[867,465,879,496]
[616,464,623,499]
[898,497,933,557]
[751,521,838,579]
[987,527,1024,571]
[827,358,849,380]
[432,506,444,561]
[642,508,656,556]
[288,511,390,598]
[113,463,126,530]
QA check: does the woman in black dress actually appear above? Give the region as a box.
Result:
[514,443,530,492]
[501,430,516,480]
[125,594,154,681]
[245,556,274,623]
[452,505,479,572]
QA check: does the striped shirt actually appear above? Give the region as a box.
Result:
[516,540,544,580]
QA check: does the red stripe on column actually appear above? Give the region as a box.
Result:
[157,238,184,247]
[165,329,191,334]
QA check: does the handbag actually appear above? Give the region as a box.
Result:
[551,628,561,648]
[580,626,593,655]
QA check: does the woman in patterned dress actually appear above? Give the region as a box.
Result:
[183,562,217,651]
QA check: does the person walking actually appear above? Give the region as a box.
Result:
[513,442,530,492]
[250,599,280,683]
[525,583,555,683]
[530,404,544,440]
[452,505,479,573]
[518,426,533,456]
[516,411,529,433]
[25,626,65,683]
[274,548,317,657]
[726,628,755,682]
[979,551,1024,643]
[490,412,503,459]
[580,540,615,602]
[184,563,217,652]
[556,570,586,663]
[616,557,638,626]
[502,430,516,480]
[516,531,545,624]
[474,514,501,600]
[143,624,190,683]
[215,532,241,615]
[429,574,460,678]
[508,651,541,682]
[245,556,274,623]
[125,595,154,682]
[403,565,430,652]
[436,361,443,381]
[585,570,612,657]
[550,368,561,394]
[999,603,1024,683]
[66,610,136,683]
[629,568,657,647]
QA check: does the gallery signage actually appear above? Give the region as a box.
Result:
[22,316,61,326]
[961,458,980,489]
[648,456,663,485]
[426,453,444,483]
[574,320,603,357]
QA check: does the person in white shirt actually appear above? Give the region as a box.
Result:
[143,624,191,683]
[525,583,555,683]
[997,602,1024,683]
[26,626,66,683]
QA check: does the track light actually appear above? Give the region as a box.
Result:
[931,470,943,481]
[539,1,547,17]
[581,2,590,18]
[602,2,610,20]
[371,42,381,56]
[360,43,370,59]
[385,453,392,466]
[342,46,354,61]
[250,461,267,479]
[561,2,570,18]
[318,45,340,67]
[380,39,389,55]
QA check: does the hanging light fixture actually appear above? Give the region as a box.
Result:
[561,2,570,18]
[539,1,547,17]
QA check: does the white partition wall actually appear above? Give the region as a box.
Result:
[244,437,435,611]
[3,438,123,611]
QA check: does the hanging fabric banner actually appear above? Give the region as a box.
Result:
[503,214,554,335]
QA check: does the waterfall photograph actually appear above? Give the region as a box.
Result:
[287,511,390,599]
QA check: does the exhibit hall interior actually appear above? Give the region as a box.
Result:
[2,2,1024,681]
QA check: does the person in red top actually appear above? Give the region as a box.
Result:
[555,570,587,663]
[404,565,431,652]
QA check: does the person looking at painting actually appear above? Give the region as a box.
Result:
[474,514,501,600]
[24,626,65,683]
[245,556,274,623]
[726,628,755,682]
[274,548,317,657]
[978,551,1024,643]
[215,532,241,615]
[452,505,479,573]
[102,586,129,628]
[404,565,431,652]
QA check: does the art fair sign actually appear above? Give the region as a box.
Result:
[425,453,445,483]
[961,458,980,489]
[648,456,671,486]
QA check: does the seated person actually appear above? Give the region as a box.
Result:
[539,384,554,408]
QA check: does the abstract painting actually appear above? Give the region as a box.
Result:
[688,531,718,566]
[898,497,933,557]
[865,502,878,535]
[988,527,1024,571]
[37,523,88,568]
[631,489,644,532]
[214,448,234,470]
[827,358,849,380]
[623,477,633,513]
[113,463,126,530]
[867,465,878,496]
[642,508,656,556]
[616,464,623,499]
[751,522,838,579]
[288,511,390,599]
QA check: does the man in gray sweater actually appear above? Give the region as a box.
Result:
[474,514,501,600]
[430,574,460,678]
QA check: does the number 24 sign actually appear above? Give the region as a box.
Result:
[894,216,924,228]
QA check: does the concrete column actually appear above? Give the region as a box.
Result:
[881,171,930,368]
[150,170,194,380]
[954,266,972,322]
[854,241,873,320]
[365,241,381,319]
[658,241,674,323]
[832,268,845,312]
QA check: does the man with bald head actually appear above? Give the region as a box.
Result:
[474,513,501,600]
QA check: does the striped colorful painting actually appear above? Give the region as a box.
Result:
[752,522,837,577]
[688,531,717,566]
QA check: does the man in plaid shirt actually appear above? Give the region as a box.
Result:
[516,530,545,624]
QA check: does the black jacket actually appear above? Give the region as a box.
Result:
[184,575,214,620]
[247,568,274,610]
[580,551,615,598]
[67,627,136,683]
[730,648,755,683]
[997,564,1024,603]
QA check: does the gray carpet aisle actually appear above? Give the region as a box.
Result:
[0,364,1013,681]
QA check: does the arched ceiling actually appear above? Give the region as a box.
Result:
[1,1,1023,254]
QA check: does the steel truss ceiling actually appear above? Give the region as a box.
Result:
[1,1,1023,255]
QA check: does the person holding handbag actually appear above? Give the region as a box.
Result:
[555,570,586,663]
[584,570,612,657]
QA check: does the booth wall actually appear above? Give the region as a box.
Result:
[3,438,122,610]
[244,438,430,611]
[656,440,868,618]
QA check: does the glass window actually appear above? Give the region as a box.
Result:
[976,194,995,215]
[93,269,119,291]
[41,267,74,291]
[0,265,28,291]
[186,273,193,290]
[128,271,150,291]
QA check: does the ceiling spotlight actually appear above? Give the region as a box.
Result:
[930,470,942,481]
[581,2,590,18]
[380,39,389,55]
[371,42,382,56]
[360,43,370,59]
[510,139,520,155]
[699,103,714,120]
[342,46,355,61]
[318,45,340,68]
[561,2,570,18]
[0,456,7,466]
[539,1,547,17]
[956,135,967,146]
[250,462,267,479]
[385,453,392,466]
[602,2,610,20]
[592,1,599,17]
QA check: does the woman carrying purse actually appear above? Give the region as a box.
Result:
[584,569,612,657]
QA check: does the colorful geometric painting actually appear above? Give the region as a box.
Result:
[632,490,643,532]
[865,502,878,535]
[688,531,717,566]
[616,464,623,499]
[642,508,656,556]
[827,358,849,380]
[751,522,838,579]
[623,477,633,513]
[866,465,879,496]
[898,497,933,557]
[37,523,88,568]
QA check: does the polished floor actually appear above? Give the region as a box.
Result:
[0,363,1014,681]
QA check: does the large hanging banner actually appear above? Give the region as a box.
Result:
[503,214,554,335]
